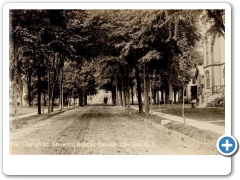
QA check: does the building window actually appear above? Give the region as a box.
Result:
[206,70,210,88]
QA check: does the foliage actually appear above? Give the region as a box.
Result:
[9,9,225,114]
[201,10,225,48]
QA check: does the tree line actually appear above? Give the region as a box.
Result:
[10,9,225,120]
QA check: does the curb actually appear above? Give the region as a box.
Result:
[137,117,218,154]
[129,107,218,154]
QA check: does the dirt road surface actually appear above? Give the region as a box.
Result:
[10,106,212,155]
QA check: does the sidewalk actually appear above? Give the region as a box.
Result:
[9,107,70,121]
[130,106,224,135]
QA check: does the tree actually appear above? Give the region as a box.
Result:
[9,9,208,118]
[10,10,41,119]
[201,10,225,48]
[178,43,194,124]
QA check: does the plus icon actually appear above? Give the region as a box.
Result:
[217,135,238,156]
[221,139,233,151]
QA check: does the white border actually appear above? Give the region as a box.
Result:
[2,2,233,9]
[3,3,231,175]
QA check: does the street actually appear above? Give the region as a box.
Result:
[10,105,210,155]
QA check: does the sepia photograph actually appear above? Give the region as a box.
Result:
[8,8,226,156]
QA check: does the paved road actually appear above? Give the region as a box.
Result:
[10,106,210,155]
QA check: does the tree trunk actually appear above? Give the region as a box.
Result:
[158,90,161,112]
[165,88,168,104]
[112,89,116,105]
[111,90,114,105]
[84,93,87,105]
[81,91,84,107]
[149,84,152,114]
[156,90,160,105]
[131,85,134,105]
[20,85,23,107]
[114,87,117,105]
[28,74,32,107]
[13,42,19,121]
[80,89,84,106]
[43,91,46,106]
[127,88,130,110]
[13,78,18,121]
[135,66,143,114]
[125,90,127,107]
[126,66,130,110]
[78,95,81,106]
[174,91,177,103]
[61,67,64,109]
[37,65,41,115]
[51,54,57,112]
[121,80,126,107]
[119,87,123,106]
[18,73,23,107]
[115,84,119,106]
[169,81,173,105]
[68,96,70,109]
[60,83,64,110]
[48,70,50,113]
[122,90,126,107]
[161,89,164,104]
[182,87,186,124]
[153,89,157,104]
[59,96,61,109]
[50,53,63,112]
[143,64,150,115]
[58,53,64,110]
[59,68,62,110]
[51,95,54,112]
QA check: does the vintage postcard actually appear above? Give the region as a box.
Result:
[3,2,233,175]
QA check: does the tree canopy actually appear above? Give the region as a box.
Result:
[10,9,224,117]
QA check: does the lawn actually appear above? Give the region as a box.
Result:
[132,104,225,122]
[164,123,221,144]
[9,106,59,117]
[129,106,222,145]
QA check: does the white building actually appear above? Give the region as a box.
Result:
[197,33,225,107]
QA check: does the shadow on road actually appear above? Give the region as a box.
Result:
[89,103,115,107]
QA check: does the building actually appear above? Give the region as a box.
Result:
[197,33,225,107]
